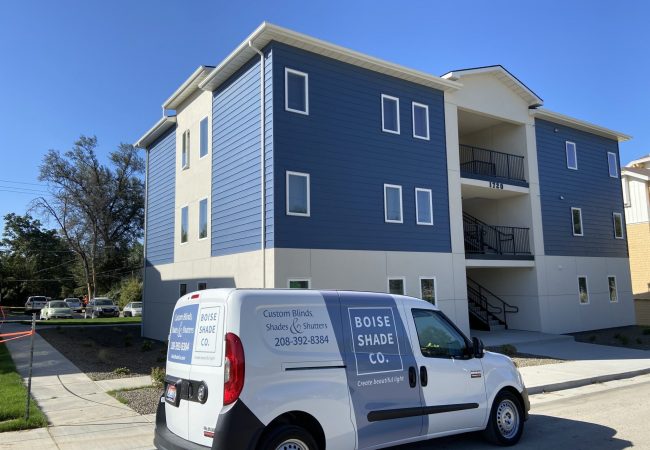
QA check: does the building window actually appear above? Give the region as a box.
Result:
[286,171,310,216]
[199,198,208,240]
[578,276,589,305]
[288,279,310,289]
[200,117,209,158]
[420,277,436,304]
[415,188,433,225]
[285,68,309,115]
[381,94,400,134]
[384,184,403,223]
[566,141,577,170]
[571,207,583,236]
[388,277,405,295]
[412,102,429,140]
[623,178,630,206]
[607,152,618,178]
[182,130,190,169]
[608,276,618,303]
[179,283,188,297]
[198,282,207,291]
[613,212,624,239]
[180,206,189,243]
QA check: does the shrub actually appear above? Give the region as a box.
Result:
[141,340,152,352]
[112,367,131,376]
[113,278,143,310]
[151,367,165,387]
[499,344,518,357]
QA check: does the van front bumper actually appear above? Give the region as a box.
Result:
[154,397,265,450]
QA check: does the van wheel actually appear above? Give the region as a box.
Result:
[260,425,318,450]
[483,390,524,446]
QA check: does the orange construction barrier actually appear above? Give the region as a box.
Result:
[0,330,33,344]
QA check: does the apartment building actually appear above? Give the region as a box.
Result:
[136,23,635,341]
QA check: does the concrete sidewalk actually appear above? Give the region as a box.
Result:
[0,323,155,450]
[473,330,650,394]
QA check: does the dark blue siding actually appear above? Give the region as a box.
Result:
[211,50,273,256]
[145,127,176,265]
[536,118,627,257]
[271,43,451,252]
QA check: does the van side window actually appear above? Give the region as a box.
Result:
[411,309,467,359]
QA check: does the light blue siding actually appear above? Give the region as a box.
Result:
[211,49,273,256]
[145,127,176,265]
[271,43,451,252]
[536,118,627,257]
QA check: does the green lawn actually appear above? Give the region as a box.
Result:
[0,343,48,432]
[21,317,142,326]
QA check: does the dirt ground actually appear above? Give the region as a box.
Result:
[571,325,650,351]
[38,325,166,380]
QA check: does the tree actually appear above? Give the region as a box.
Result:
[0,213,74,305]
[33,136,145,300]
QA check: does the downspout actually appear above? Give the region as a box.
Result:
[141,146,149,338]
[249,41,266,288]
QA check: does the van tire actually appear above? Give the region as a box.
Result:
[483,390,524,446]
[259,425,319,450]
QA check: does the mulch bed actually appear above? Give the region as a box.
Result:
[38,325,166,380]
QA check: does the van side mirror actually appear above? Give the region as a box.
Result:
[471,337,485,359]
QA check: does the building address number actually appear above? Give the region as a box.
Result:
[489,181,504,189]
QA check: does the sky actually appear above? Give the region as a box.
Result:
[1,0,648,233]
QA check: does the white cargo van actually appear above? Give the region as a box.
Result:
[154,289,529,450]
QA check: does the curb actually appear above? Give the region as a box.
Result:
[527,367,650,395]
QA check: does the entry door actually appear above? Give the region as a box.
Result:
[337,292,424,449]
[401,300,488,436]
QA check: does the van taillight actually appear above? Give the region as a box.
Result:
[224,332,245,405]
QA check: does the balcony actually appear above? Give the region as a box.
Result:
[463,212,532,260]
[460,144,527,186]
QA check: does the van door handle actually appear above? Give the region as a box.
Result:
[408,366,417,388]
[420,366,428,387]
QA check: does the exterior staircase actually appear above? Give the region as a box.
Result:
[467,277,519,331]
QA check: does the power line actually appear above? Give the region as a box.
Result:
[0,179,50,187]
[0,184,50,193]
[0,189,50,196]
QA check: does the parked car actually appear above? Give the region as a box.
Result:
[123,302,143,317]
[24,296,47,314]
[40,301,73,320]
[85,298,120,318]
[64,298,83,312]
[155,289,529,450]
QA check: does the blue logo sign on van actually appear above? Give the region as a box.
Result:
[168,304,199,364]
[348,307,403,375]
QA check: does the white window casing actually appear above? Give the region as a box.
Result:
[578,276,589,305]
[571,207,583,236]
[613,212,624,239]
[415,187,433,225]
[607,152,619,178]
[566,141,577,170]
[285,68,309,115]
[384,184,403,223]
[381,94,400,134]
[286,171,310,217]
[387,277,405,295]
[412,102,430,140]
[288,278,311,289]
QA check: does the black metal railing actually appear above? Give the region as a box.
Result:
[463,212,531,256]
[467,277,519,330]
[459,144,526,183]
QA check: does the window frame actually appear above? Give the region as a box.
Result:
[284,68,309,115]
[199,117,209,159]
[415,187,433,226]
[381,94,400,134]
[384,184,403,224]
[387,277,406,295]
[571,207,584,236]
[566,141,577,170]
[287,278,311,289]
[198,197,209,240]
[613,212,624,239]
[182,130,191,170]
[607,152,618,178]
[577,276,589,305]
[411,102,430,140]
[179,283,188,297]
[286,171,311,217]
[197,281,207,291]
[607,275,618,303]
[419,276,437,304]
[180,205,189,244]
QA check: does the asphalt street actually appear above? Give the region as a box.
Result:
[392,377,650,450]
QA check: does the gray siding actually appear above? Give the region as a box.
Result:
[145,127,176,265]
[211,49,274,256]
[271,43,451,252]
[536,118,628,257]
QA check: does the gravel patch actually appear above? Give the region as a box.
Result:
[112,386,163,415]
[510,353,566,368]
[38,325,166,381]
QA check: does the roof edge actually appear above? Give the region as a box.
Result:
[532,108,631,142]
[134,116,177,149]
[162,66,215,111]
